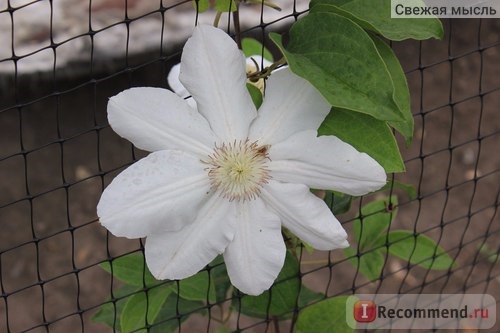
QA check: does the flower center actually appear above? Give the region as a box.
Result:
[203,140,271,201]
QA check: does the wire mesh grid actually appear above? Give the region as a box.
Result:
[0,0,499,332]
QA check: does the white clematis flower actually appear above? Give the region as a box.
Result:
[97,25,386,295]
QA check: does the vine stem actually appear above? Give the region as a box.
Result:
[213,11,222,27]
[233,0,242,49]
[247,57,286,80]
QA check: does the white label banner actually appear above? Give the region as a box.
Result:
[391,0,500,18]
[347,294,496,329]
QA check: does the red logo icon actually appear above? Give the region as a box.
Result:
[354,300,376,322]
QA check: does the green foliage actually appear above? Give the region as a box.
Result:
[215,0,237,12]
[385,231,455,270]
[269,0,444,168]
[344,196,398,281]
[92,285,139,330]
[309,0,444,41]
[477,243,499,263]
[344,196,455,281]
[93,255,211,333]
[241,38,274,62]
[234,252,301,318]
[371,36,413,145]
[149,294,206,332]
[269,11,415,172]
[323,191,353,215]
[296,296,354,333]
[243,38,272,110]
[270,15,404,122]
[100,253,159,287]
[297,287,325,308]
[92,283,204,333]
[354,196,398,250]
[177,270,217,303]
[192,0,210,12]
[344,246,386,281]
[94,196,455,331]
[193,0,237,12]
[210,257,232,302]
[94,252,324,332]
[318,108,405,173]
[380,180,417,199]
[234,252,323,318]
[246,83,263,109]
[120,285,172,333]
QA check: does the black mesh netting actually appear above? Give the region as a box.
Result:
[0,1,499,332]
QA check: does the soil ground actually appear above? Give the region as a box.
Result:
[0,19,499,333]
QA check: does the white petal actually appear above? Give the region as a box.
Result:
[145,195,237,280]
[269,130,387,196]
[97,150,211,238]
[108,87,214,156]
[167,63,197,109]
[180,25,256,141]
[248,68,331,145]
[167,63,188,98]
[262,180,348,250]
[223,199,286,295]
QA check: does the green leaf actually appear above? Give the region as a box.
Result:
[192,0,210,12]
[100,253,159,288]
[323,191,352,215]
[477,243,500,264]
[380,180,417,200]
[298,286,325,308]
[296,296,354,333]
[344,247,385,282]
[270,13,404,123]
[309,0,444,41]
[385,231,455,270]
[318,108,405,173]
[246,83,263,109]
[215,327,232,333]
[92,303,120,330]
[120,285,173,333]
[210,257,232,303]
[353,196,398,250]
[371,36,413,144]
[92,285,139,329]
[234,252,300,318]
[150,294,206,333]
[242,38,274,62]
[215,0,237,12]
[176,270,217,303]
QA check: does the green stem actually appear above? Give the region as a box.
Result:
[247,57,286,80]
[213,11,223,27]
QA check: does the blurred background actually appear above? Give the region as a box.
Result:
[0,0,499,332]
